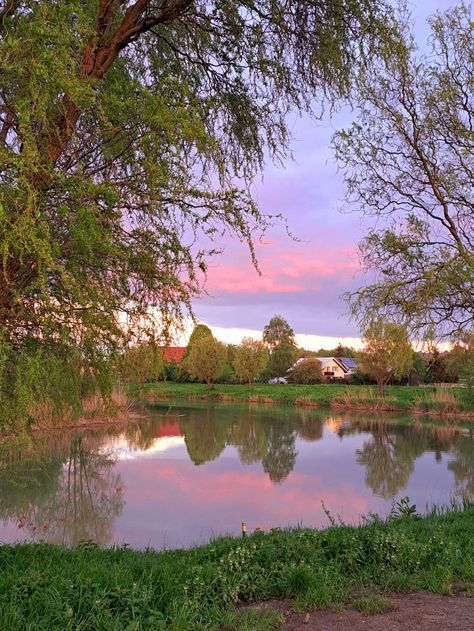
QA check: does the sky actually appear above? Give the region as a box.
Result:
[186,0,457,350]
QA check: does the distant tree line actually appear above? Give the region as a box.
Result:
[119,316,474,393]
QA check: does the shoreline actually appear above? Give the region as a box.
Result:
[1,383,472,444]
[144,382,474,420]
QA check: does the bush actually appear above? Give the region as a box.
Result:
[287,358,323,384]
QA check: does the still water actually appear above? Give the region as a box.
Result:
[0,401,473,549]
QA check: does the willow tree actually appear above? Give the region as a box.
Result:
[334,4,474,337]
[0,1,390,424]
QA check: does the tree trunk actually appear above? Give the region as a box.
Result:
[377,379,384,398]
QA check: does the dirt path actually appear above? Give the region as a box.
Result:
[250,591,474,630]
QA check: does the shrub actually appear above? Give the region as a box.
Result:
[287,358,323,384]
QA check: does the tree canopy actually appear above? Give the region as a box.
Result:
[287,357,323,384]
[263,315,295,349]
[0,0,392,424]
[185,334,226,388]
[334,3,474,337]
[233,337,268,386]
[358,320,413,396]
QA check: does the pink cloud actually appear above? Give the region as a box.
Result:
[204,243,360,294]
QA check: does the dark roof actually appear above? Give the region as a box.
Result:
[338,357,358,370]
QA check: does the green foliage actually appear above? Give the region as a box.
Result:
[426,348,447,384]
[118,343,164,403]
[183,325,213,359]
[184,335,227,388]
[287,358,324,384]
[178,324,214,382]
[390,497,421,520]
[0,1,392,429]
[263,315,295,350]
[164,362,179,382]
[262,316,297,378]
[313,345,355,358]
[406,351,427,386]
[0,332,112,430]
[217,363,236,384]
[268,343,297,379]
[0,507,473,629]
[233,337,269,386]
[359,320,413,396]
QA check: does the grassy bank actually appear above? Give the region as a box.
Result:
[1,506,473,630]
[143,382,474,418]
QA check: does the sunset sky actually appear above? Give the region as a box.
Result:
[188,0,456,350]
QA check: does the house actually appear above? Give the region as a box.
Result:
[319,356,358,379]
[317,357,348,379]
[288,356,358,380]
[160,346,186,364]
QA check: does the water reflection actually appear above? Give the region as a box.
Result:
[0,403,473,548]
[0,435,123,546]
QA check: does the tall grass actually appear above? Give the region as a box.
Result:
[331,388,399,411]
[414,389,461,415]
[0,506,473,630]
[29,388,132,429]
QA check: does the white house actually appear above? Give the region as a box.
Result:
[288,356,358,380]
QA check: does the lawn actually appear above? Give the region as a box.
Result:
[1,505,473,630]
[142,382,474,416]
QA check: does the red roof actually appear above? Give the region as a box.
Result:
[159,422,182,437]
[160,346,186,364]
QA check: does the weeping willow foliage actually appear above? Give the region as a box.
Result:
[334,4,474,337]
[0,1,392,427]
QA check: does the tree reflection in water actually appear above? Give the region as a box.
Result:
[354,420,474,499]
[449,430,474,500]
[355,423,424,498]
[178,405,303,482]
[261,421,298,483]
[180,406,229,465]
[0,434,123,546]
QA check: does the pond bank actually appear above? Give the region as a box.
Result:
[144,382,474,420]
[1,506,473,630]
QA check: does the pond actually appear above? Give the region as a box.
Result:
[0,401,473,549]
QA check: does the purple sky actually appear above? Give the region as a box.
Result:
[190,1,457,349]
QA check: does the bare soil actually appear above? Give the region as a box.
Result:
[246,591,474,630]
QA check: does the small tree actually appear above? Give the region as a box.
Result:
[268,342,297,379]
[287,358,323,384]
[119,343,164,405]
[359,320,413,396]
[179,324,213,381]
[233,338,269,387]
[186,336,227,389]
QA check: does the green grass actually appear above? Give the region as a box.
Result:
[1,507,473,630]
[353,594,391,615]
[142,382,474,416]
